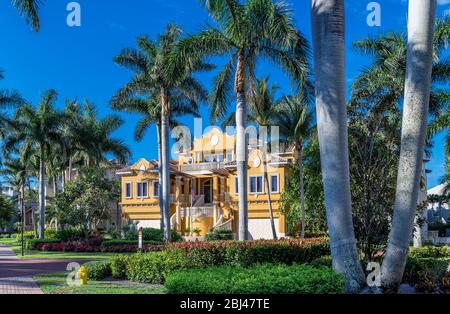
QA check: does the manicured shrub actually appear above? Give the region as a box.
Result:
[102,240,163,247]
[124,228,182,242]
[310,255,333,268]
[409,246,450,259]
[26,239,60,250]
[126,252,188,284]
[205,229,233,241]
[32,240,164,253]
[403,257,450,285]
[110,255,132,279]
[55,228,87,242]
[165,264,344,294]
[84,260,111,280]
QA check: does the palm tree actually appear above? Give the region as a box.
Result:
[381,0,437,288]
[74,101,131,166]
[11,0,43,31]
[0,71,23,138]
[113,26,209,241]
[4,90,62,239]
[111,93,200,231]
[176,0,309,240]
[311,0,366,293]
[275,86,314,239]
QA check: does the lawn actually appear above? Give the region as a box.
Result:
[34,272,167,294]
[0,237,117,259]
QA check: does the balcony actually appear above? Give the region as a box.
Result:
[180,162,224,173]
[181,207,214,217]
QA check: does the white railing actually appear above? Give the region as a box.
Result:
[180,162,224,172]
[213,218,233,231]
[181,206,214,217]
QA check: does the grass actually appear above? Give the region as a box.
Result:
[34,272,167,294]
[0,237,118,259]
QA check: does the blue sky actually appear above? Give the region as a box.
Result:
[0,0,449,188]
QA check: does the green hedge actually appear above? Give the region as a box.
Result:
[123,239,330,284]
[125,228,182,242]
[110,255,132,279]
[165,264,344,294]
[101,240,163,247]
[25,239,60,250]
[205,229,233,241]
[84,260,112,280]
[409,246,450,259]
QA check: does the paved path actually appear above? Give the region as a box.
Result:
[0,245,90,294]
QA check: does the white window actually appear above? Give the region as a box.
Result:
[137,181,148,198]
[270,175,279,193]
[226,151,233,162]
[152,180,159,198]
[235,177,239,194]
[125,182,132,198]
[249,176,264,194]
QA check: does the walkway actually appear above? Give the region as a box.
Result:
[0,245,89,294]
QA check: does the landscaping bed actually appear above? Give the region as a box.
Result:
[165,264,344,294]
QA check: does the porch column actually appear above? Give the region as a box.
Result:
[183,178,190,233]
[175,176,182,231]
[213,175,219,225]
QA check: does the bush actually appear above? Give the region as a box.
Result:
[205,229,233,241]
[403,257,450,287]
[126,238,330,284]
[126,252,187,284]
[409,246,450,259]
[165,264,344,294]
[55,228,87,242]
[110,255,132,279]
[102,240,163,247]
[84,260,111,280]
[310,255,333,268]
[124,228,182,242]
[32,240,164,253]
[26,239,60,250]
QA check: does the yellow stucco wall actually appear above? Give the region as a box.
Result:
[119,130,294,236]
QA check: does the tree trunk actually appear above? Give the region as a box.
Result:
[311,0,365,293]
[27,176,37,238]
[38,146,46,240]
[297,143,306,240]
[68,157,73,182]
[235,51,249,241]
[263,153,277,240]
[381,0,436,288]
[156,123,165,231]
[61,170,65,192]
[20,182,25,256]
[161,88,171,242]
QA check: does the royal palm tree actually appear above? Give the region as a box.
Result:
[0,71,23,138]
[381,0,437,288]
[113,26,210,241]
[4,90,62,239]
[176,0,309,240]
[111,93,200,230]
[74,101,131,166]
[275,86,314,239]
[11,0,43,31]
[311,0,366,292]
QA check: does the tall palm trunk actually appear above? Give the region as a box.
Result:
[235,51,248,241]
[27,176,37,237]
[311,0,365,293]
[161,88,171,242]
[381,0,436,288]
[262,152,277,240]
[297,142,306,239]
[156,123,165,231]
[38,145,46,240]
[68,156,73,182]
[20,181,25,256]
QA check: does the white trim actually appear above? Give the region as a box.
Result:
[136,181,149,199]
[152,180,159,198]
[249,175,264,194]
[270,174,280,194]
[125,182,132,199]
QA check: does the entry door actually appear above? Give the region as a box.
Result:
[204,180,212,204]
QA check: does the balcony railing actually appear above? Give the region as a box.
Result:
[180,162,224,172]
[181,207,214,217]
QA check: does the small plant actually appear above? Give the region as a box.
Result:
[205,229,233,241]
[192,227,201,236]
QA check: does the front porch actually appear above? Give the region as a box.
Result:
[170,174,234,236]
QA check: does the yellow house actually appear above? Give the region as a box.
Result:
[117,128,294,239]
